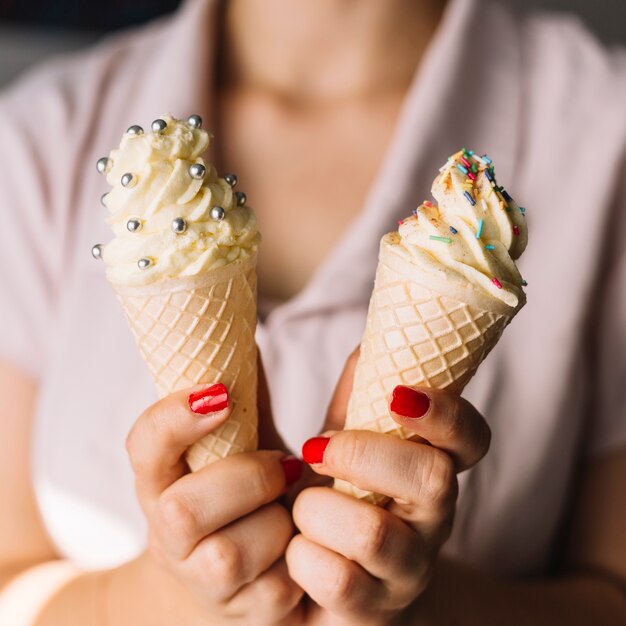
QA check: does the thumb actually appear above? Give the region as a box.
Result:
[321,345,360,433]
[256,349,291,453]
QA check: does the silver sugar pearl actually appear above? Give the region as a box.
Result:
[121,172,136,187]
[151,118,167,133]
[224,173,237,187]
[171,217,187,234]
[235,191,247,206]
[189,163,206,179]
[127,218,142,232]
[91,244,103,259]
[210,206,225,221]
[96,157,111,174]
[126,125,144,136]
[187,114,202,128]
[137,257,152,270]
[100,192,109,206]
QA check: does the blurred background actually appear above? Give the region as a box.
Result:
[0,0,625,89]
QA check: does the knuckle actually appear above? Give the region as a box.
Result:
[422,450,457,515]
[260,573,301,611]
[335,431,368,475]
[355,507,389,560]
[155,490,199,546]
[478,421,492,460]
[249,460,280,498]
[327,562,357,605]
[202,535,244,594]
[442,397,464,442]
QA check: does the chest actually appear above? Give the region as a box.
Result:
[214,90,406,300]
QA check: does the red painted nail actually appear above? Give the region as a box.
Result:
[302,437,330,464]
[390,385,430,419]
[188,383,229,414]
[280,456,304,486]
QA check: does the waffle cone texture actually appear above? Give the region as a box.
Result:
[112,254,258,471]
[333,237,523,505]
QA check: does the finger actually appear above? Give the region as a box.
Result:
[153,450,291,560]
[323,346,360,431]
[127,383,232,511]
[304,431,457,541]
[292,487,428,597]
[389,386,491,471]
[185,503,294,603]
[286,534,385,623]
[226,558,305,624]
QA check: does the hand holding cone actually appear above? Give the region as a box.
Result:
[334,150,528,504]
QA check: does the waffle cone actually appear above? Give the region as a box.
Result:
[111,254,258,471]
[334,237,523,505]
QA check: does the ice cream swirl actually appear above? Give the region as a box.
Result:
[98,114,260,286]
[394,150,527,309]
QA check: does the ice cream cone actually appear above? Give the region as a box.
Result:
[333,237,518,505]
[112,253,258,471]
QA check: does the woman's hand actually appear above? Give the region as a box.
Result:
[285,351,491,625]
[125,381,305,625]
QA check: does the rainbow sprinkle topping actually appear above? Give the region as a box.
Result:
[429,235,452,244]
[476,219,485,239]
[396,148,528,295]
[464,191,476,206]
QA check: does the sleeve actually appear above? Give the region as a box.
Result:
[586,157,626,457]
[0,77,69,378]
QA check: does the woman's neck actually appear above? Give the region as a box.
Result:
[220,0,446,102]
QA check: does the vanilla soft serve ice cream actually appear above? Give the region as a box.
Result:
[393,149,527,310]
[96,113,260,286]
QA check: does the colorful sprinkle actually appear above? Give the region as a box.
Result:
[522,280,528,286]
[464,191,476,206]
[492,277,503,289]
[449,226,458,235]
[463,148,474,157]
[424,201,433,207]
[481,199,489,212]
[476,219,485,239]
[519,206,526,214]
[484,168,495,183]
[429,235,452,244]
[485,245,495,250]
[467,171,477,181]
[398,219,405,225]
[457,163,469,175]
[513,225,520,237]
[482,155,493,164]
[412,208,418,216]
[471,162,478,173]
[460,156,472,168]
[501,189,512,202]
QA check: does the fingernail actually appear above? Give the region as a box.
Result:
[280,456,304,486]
[390,385,430,419]
[188,383,229,414]
[302,437,330,464]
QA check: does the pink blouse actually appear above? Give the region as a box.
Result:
[0,0,625,573]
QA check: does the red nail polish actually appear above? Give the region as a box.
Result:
[280,456,304,486]
[188,383,229,414]
[302,437,330,464]
[390,386,430,419]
